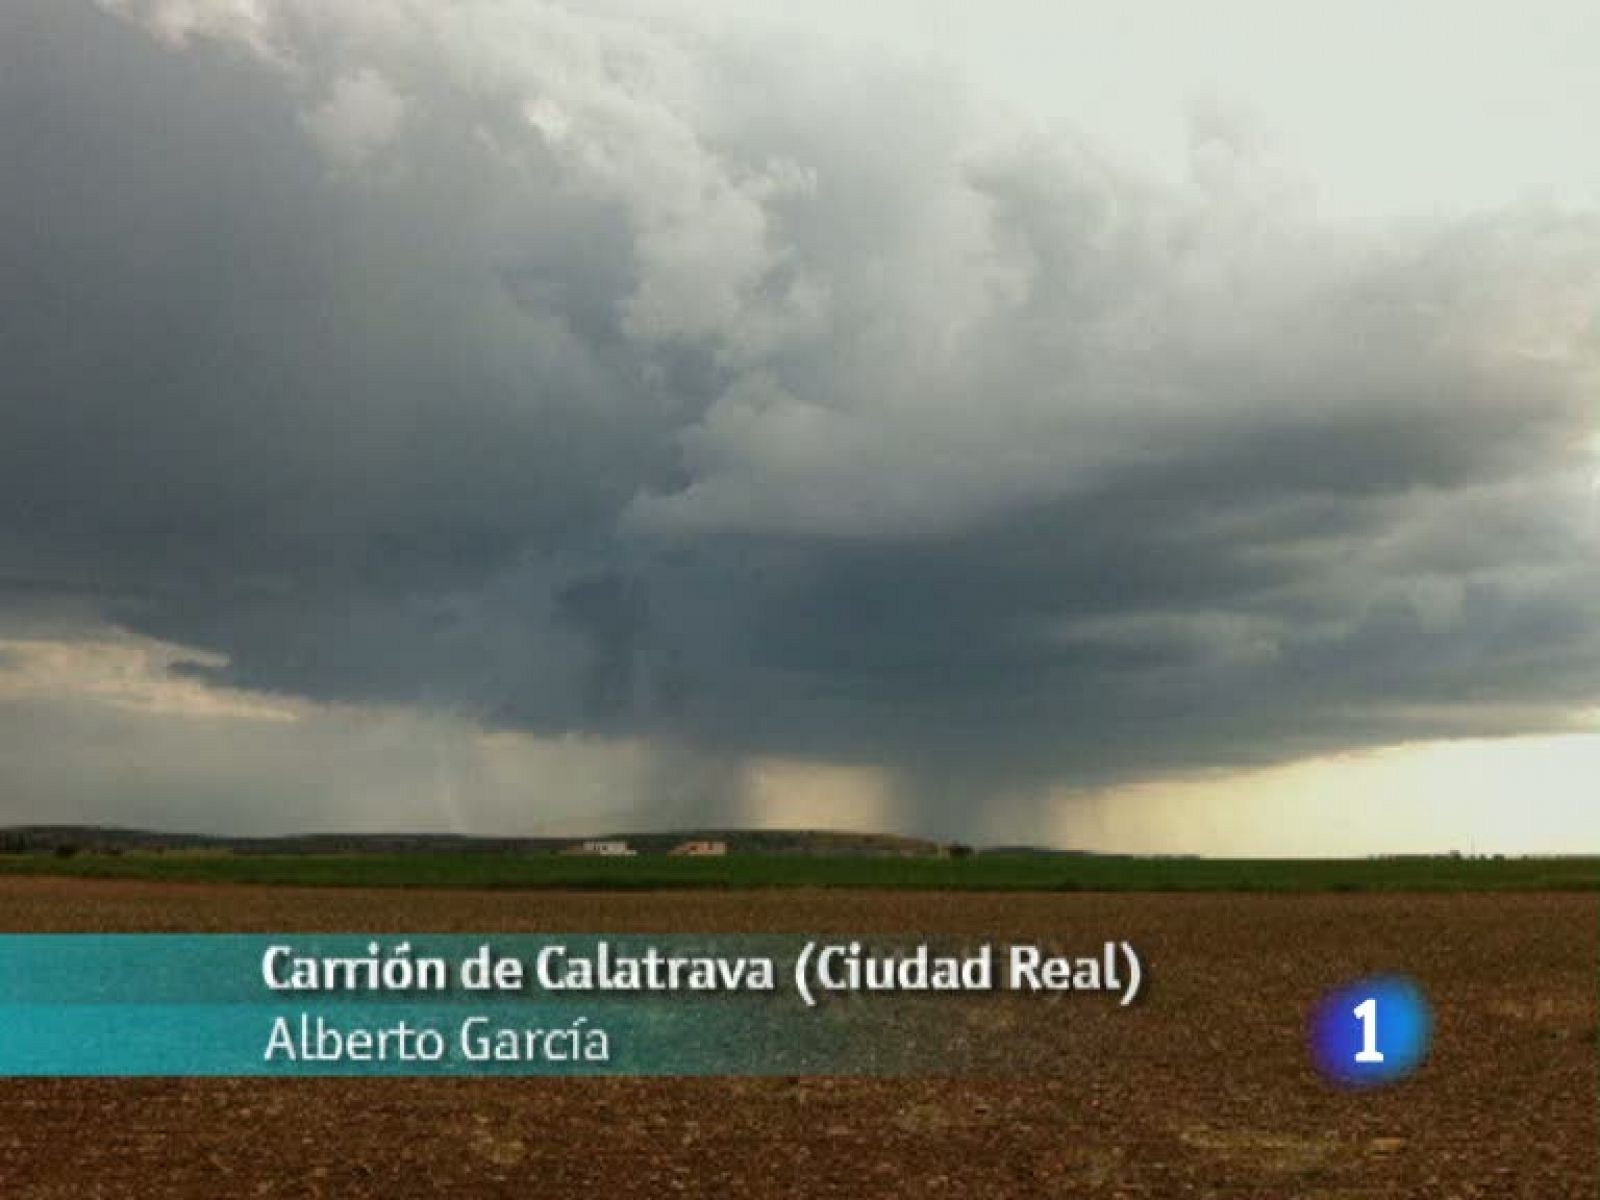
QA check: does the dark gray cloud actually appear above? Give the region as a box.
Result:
[2,0,1597,835]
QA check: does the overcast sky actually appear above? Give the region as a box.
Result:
[2,0,1596,851]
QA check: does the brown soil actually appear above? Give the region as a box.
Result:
[0,878,1593,1198]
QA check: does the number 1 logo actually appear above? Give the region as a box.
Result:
[1352,997,1384,1063]
[1309,976,1430,1087]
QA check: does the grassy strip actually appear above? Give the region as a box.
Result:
[0,853,1596,892]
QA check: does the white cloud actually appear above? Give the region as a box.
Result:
[0,635,299,722]
[304,69,405,171]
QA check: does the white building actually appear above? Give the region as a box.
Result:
[565,839,636,857]
[669,839,728,857]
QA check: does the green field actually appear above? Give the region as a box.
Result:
[0,852,1595,892]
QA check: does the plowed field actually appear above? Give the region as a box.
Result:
[0,879,1592,1198]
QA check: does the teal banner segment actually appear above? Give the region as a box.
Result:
[0,934,794,1004]
[0,1001,843,1077]
[0,935,937,1077]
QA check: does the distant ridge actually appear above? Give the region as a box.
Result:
[0,825,969,858]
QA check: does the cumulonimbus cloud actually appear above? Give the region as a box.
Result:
[1,0,1595,833]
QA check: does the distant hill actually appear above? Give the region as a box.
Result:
[0,825,955,858]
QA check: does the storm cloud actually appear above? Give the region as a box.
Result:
[2,0,1597,835]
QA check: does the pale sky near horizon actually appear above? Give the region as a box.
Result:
[0,0,1596,853]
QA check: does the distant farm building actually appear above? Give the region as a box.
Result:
[563,839,636,857]
[668,839,728,857]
